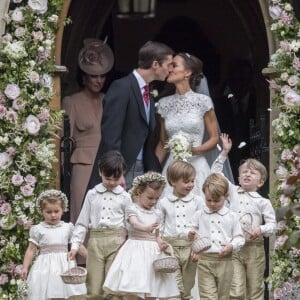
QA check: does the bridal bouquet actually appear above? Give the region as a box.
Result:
[166,131,192,161]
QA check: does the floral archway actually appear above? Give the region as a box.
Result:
[0,0,299,299]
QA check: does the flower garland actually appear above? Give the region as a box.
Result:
[268,0,300,299]
[0,0,63,298]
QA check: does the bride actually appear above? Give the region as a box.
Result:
[155,52,219,197]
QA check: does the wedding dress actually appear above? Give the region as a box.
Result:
[157,89,215,197]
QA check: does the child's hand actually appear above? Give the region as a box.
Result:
[190,251,199,262]
[188,230,197,241]
[159,240,169,252]
[145,222,159,233]
[219,243,233,257]
[220,133,232,154]
[68,250,77,261]
[249,227,261,240]
[78,244,88,258]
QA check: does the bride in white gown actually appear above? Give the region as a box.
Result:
[156,52,219,198]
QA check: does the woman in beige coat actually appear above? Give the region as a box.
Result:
[63,38,114,223]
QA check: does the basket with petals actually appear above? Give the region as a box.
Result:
[153,245,179,273]
[61,266,87,284]
[191,233,212,253]
[239,213,253,241]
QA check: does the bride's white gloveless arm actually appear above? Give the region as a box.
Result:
[191,109,219,155]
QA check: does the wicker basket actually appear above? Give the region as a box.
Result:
[153,245,179,273]
[239,213,253,241]
[191,234,211,253]
[61,266,87,284]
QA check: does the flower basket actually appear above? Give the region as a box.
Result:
[191,234,212,253]
[153,245,179,273]
[239,213,253,241]
[61,266,87,284]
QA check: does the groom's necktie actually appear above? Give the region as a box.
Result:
[143,85,150,107]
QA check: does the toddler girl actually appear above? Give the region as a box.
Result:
[21,189,86,299]
[103,172,180,299]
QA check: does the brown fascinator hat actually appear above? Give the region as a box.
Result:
[78,37,114,76]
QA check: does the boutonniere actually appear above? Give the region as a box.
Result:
[150,89,159,98]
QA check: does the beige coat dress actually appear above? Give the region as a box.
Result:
[63,92,103,223]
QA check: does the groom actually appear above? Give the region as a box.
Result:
[86,41,174,190]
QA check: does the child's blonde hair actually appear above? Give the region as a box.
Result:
[130,172,166,199]
[238,159,268,182]
[166,160,196,185]
[36,189,68,214]
[202,173,229,200]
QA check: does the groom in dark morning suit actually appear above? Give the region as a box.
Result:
[86,41,174,190]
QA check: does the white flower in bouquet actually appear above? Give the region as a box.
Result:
[166,131,192,161]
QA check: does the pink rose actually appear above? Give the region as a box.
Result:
[6,147,16,157]
[0,105,7,119]
[12,97,25,110]
[280,85,291,95]
[38,109,50,124]
[15,27,26,37]
[27,140,38,152]
[284,90,300,107]
[277,220,286,231]
[20,184,34,197]
[25,174,37,186]
[11,173,24,186]
[33,30,44,42]
[281,149,293,161]
[0,274,9,285]
[279,194,290,206]
[0,202,12,215]
[24,115,41,135]
[4,83,20,100]
[269,5,282,19]
[5,109,18,122]
[1,33,13,44]
[273,288,283,299]
[274,235,288,250]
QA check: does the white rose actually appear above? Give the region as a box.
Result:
[28,0,48,14]
[1,33,12,44]
[11,8,24,23]
[287,75,299,87]
[269,6,282,20]
[24,115,41,135]
[33,31,44,41]
[0,152,13,169]
[284,3,292,11]
[280,72,289,81]
[280,85,291,95]
[48,14,58,23]
[275,165,288,181]
[4,83,21,100]
[28,71,40,84]
[40,74,52,90]
[15,27,26,37]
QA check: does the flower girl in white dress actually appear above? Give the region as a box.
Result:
[21,189,86,299]
[103,172,179,299]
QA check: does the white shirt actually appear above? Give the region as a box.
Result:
[187,206,245,253]
[211,155,276,237]
[158,192,204,237]
[71,183,132,251]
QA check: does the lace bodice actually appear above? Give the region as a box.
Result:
[157,90,213,146]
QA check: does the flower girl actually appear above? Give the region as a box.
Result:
[103,172,179,299]
[21,189,86,299]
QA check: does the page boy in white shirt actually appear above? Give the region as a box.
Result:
[211,134,276,300]
[186,173,245,300]
[157,160,204,300]
[70,150,131,300]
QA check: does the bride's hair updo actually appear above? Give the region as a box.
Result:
[177,52,204,90]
